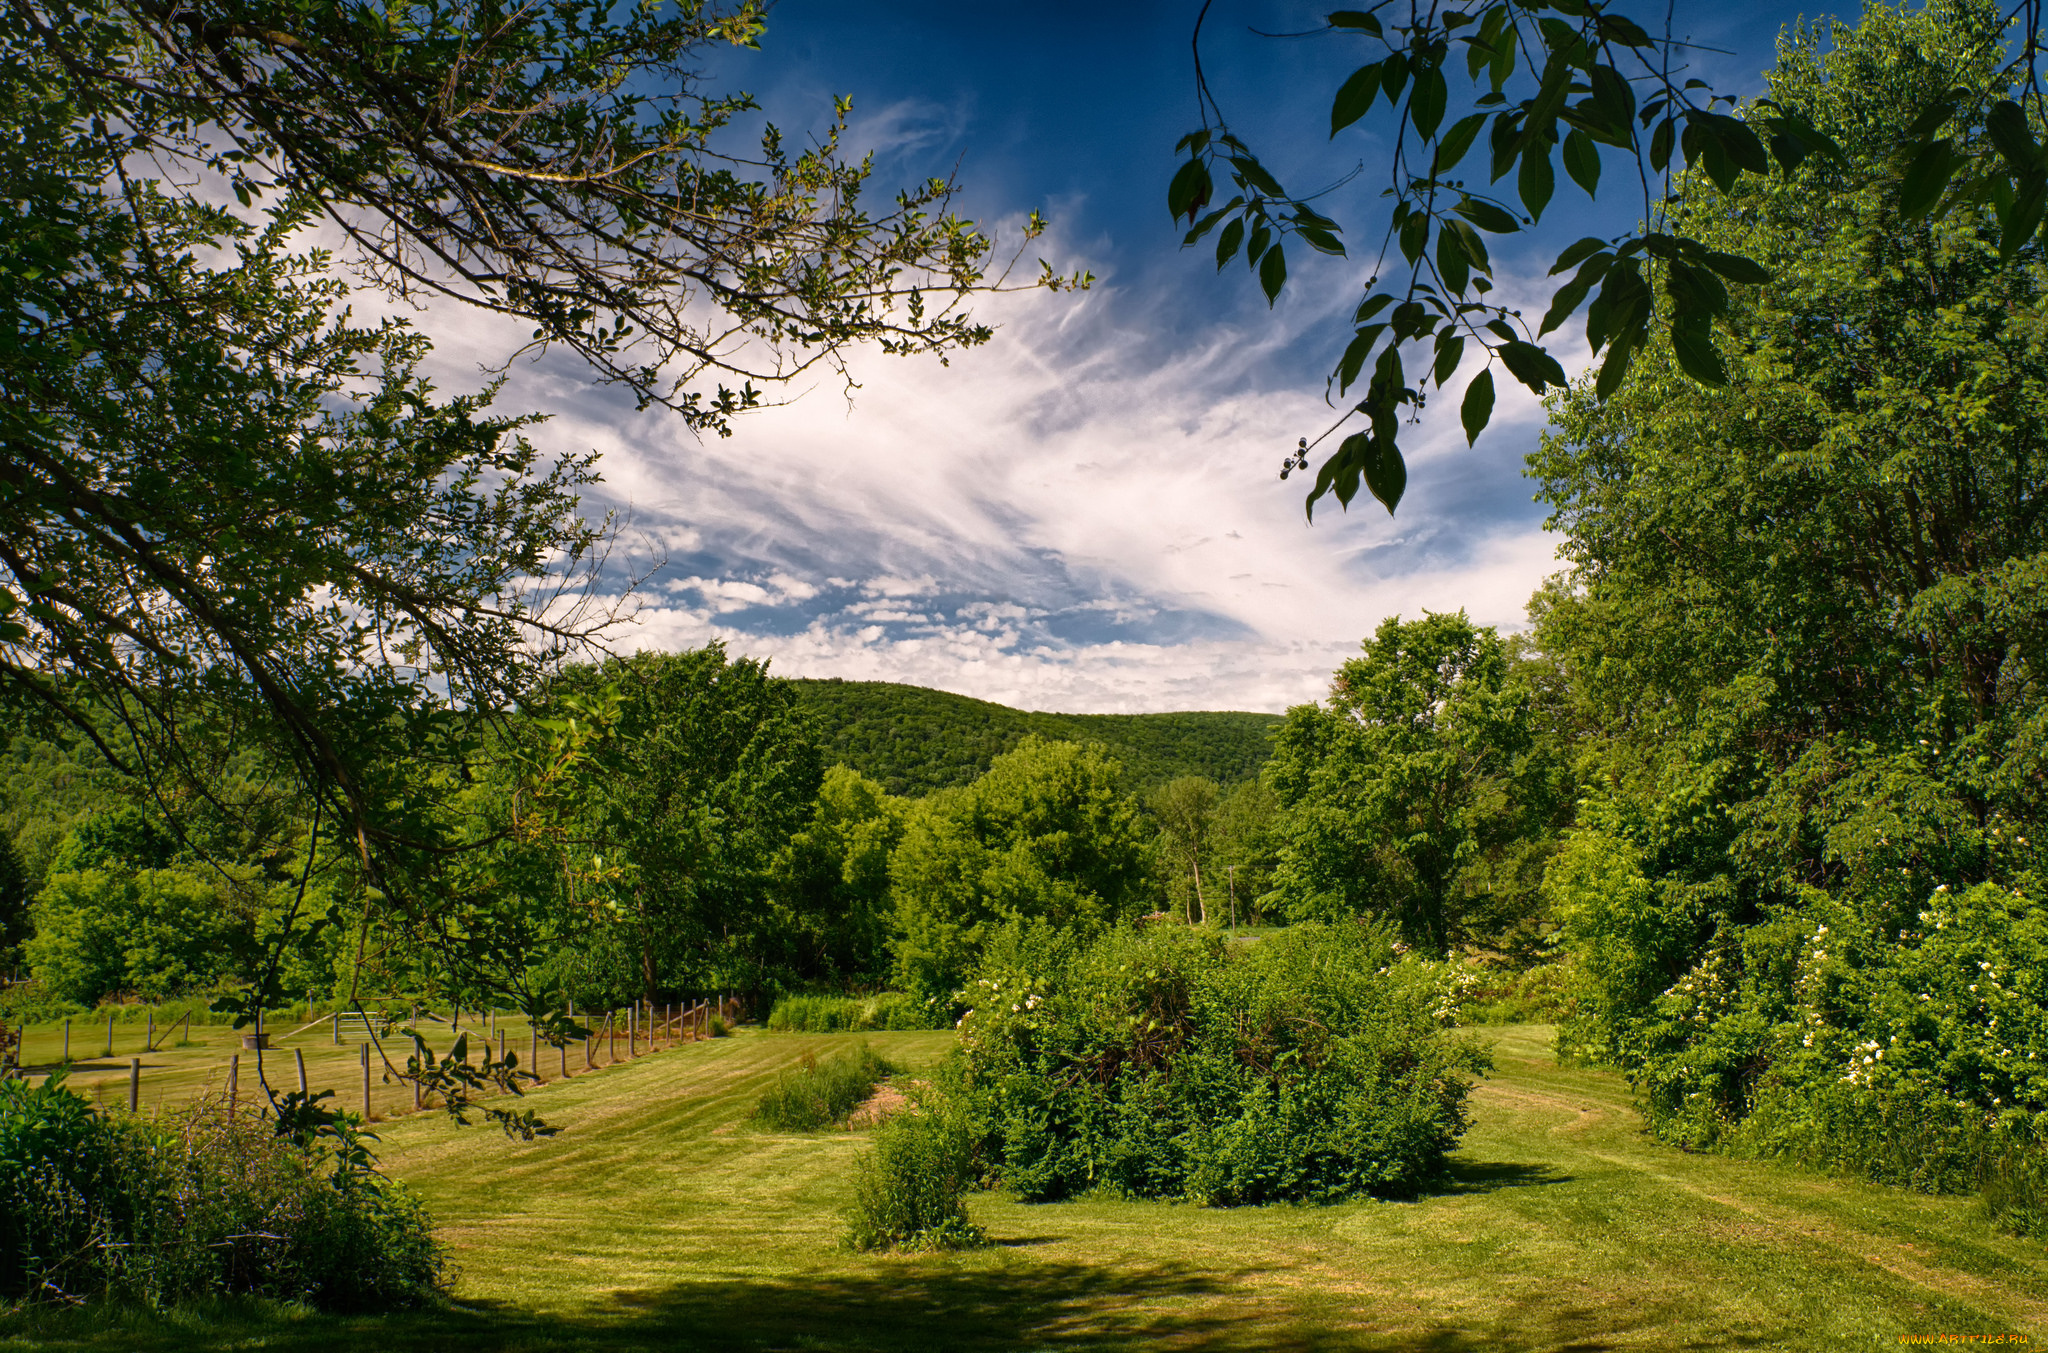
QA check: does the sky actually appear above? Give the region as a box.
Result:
[459,0,1839,714]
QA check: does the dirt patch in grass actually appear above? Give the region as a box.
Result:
[845,1080,912,1130]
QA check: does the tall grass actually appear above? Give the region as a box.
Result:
[843,1100,985,1252]
[765,992,937,1033]
[750,1045,898,1132]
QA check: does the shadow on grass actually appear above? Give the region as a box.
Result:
[1442,1160,1573,1194]
[0,1263,1789,1353]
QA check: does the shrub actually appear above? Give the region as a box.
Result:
[843,1098,985,1252]
[0,1074,444,1310]
[751,1045,898,1132]
[1456,958,1579,1025]
[766,992,937,1032]
[951,920,1490,1205]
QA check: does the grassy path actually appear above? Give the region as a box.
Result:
[4,1025,2044,1350]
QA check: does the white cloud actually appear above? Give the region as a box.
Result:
[393,218,1570,714]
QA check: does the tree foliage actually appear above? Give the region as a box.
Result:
[545,646,824,1003]
[793,678,1282,797]
[1266,612,1556,954]
[1527,1,2048,1199]
[890,737,1149,1001]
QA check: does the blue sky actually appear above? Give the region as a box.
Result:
[479,0,1839,713]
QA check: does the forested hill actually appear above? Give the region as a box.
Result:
[789,679,1282,797]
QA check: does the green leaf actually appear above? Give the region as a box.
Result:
[1364,439,1407,515]
[1588,63,1637,138]
[1246,223,1273,265]
[1697,251,1770,286]
[1904,95,1960,139]
[1332,63,1384,136]
[1168,158,1210,222]
[1433,113,1487,174]
[1355,292,1396,323]
[1649,117,1675,172]
[1215,218,1245,270]
[1260,242,1287,305]
[1518,146,1555,223]
[1562,130,1600,197]
[1328,9,1384,34]
[1986,101,2041,176]
[1669,317,1729,385]
[1594,322,1641,399]
[1411,65,1449,140]
[1461,368,1495,445]
[1437,224,1470,294]
[1454,198,1520,234]
[1448,218,1493,276]
[1499,340,1567,394]
[1380,52,1411,106]
[1399,210,1429,263]
[1666,259,1730,319]
[1432,332,1466,387]
[1335,324,1386,393]
[1539,254,1610,336]
[1297,224,1346,256]
[1550,236,1607,275]
[1999,172,2048,260]
[1230,155,1286,198]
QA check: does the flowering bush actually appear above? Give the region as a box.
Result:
[944,920,1489,1205]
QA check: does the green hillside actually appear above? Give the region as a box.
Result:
[789,679,1282,798]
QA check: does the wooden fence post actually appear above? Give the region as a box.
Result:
[146,1012,154,1052]
[531,1025,541,1082]
[128,1057,139,1113]
[361,1042,371,1121]
[228,1053,240,1109]
[294,1047,308,1096]
[497,1030,507,1066]
[559,1038,567,1079]
[583,1032,592,1070]
[608,1011,617,1063]
[332,1012,340,1045]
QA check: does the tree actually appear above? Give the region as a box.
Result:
[24,0,1081,433]
[767,766,907,989]
[550,646,824,1004]
[890,738,1149,1001]
[1528,2,2048,1141]
[1266,612,1538,954]
[1151,775,1221,924]
[0,834,27,976]
[1212,778,1283,927]
[1168,0,2047,517]
[0,0,1079,1031]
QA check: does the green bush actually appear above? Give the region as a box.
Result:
[766,992,937,1032]
[843,1099,985,1252]
[0,1074,444,1309]
[951,920,1490,1205]
[1456,959,1579,1025]
[751,1045,897,1132]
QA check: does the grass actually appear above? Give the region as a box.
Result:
[3,1025,2046,1350]
[750,1044,898,1131]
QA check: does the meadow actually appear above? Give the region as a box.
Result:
[3,1021,2042,1351]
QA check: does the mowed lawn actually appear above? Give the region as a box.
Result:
[5,1024,2046,1351]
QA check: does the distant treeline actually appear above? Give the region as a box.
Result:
[790,679,1280,797]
